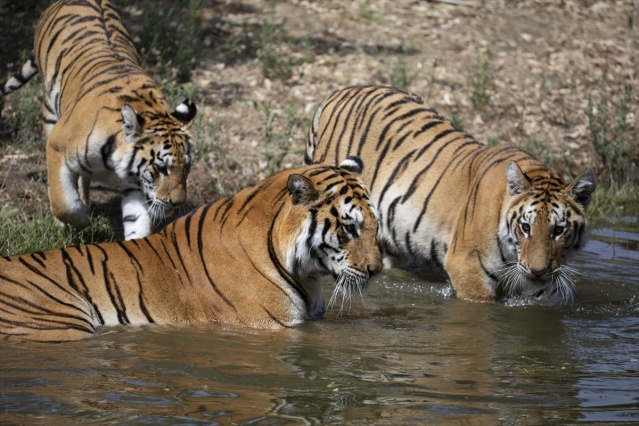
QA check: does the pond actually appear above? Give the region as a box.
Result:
[1,221,638,425]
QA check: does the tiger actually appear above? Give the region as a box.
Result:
[0,0,197,240]
[306,85,597,305]
[0,158,382,342]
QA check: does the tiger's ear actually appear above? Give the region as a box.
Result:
[565,171,597,208]
[287,174,319,206]
[121,104,144,142]
[339,156,364,176]
[505,161,531,196]
[171,99,197,127]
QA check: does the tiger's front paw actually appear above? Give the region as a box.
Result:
[51,201,91,230]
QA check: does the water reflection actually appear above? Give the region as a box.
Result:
[0,225,637,424]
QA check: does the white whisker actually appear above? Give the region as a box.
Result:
[146,198,171,225]
[497,262,523,296]
[327,269,366,315]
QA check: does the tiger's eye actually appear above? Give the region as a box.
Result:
[553,225,565,237]
[343,223,357,235]
[521,223,531,233]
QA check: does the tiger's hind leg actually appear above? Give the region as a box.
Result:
[121,190,152,240]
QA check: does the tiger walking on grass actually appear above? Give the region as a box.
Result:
[0,0,197,240]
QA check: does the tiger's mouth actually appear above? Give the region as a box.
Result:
[327,268,368,313]
[532,282,576,306]
[527,274,553,286]
[147,198,176,222]
[500,264,577,305]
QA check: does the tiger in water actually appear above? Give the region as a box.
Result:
[306,85,597,305]
[0,0,197,240]
[0,158,383,342]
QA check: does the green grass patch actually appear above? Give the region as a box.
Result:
[0,206,117,257]
[588,181,639,229]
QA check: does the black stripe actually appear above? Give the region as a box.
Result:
[0,276,95,328]
[356,90,399,156]
[116,241,143,271]
[261,306,290,328]
[267,205,311,311]
[100,134,117,170]
[133,268,154,323]
[169,231,191,285]
[430,239,443,269]
[93,245,129,324]
[377,149,417,208]
[16,257,76,298]
[183,209,195,248]
[60,248,89,295]
[30,253,46,269]
[404,134,465,204]
[196,204,236,310]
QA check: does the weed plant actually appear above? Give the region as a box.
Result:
[587,81,635,187]
[1,69,43,152]
[376,56,414,89]
[468,50,493,110]
[261,103,302,176]
[257,11,294,81]
[136,0,205,82]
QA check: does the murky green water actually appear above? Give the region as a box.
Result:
[1,222,638,425]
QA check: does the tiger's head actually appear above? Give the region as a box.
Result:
[499,161,597,305]
[119,99,197,220]
[284,157,383,315]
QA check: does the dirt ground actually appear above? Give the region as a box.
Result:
[1,0,637,230]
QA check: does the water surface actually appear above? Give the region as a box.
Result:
[1,223,638,425]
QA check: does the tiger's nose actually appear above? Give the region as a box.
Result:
[170,188,186,206]
[368,261,383,278]
[530,265,549,277]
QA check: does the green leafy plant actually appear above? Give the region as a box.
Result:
[450,113,464,131]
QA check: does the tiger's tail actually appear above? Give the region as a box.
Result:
[1,56,38,97]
